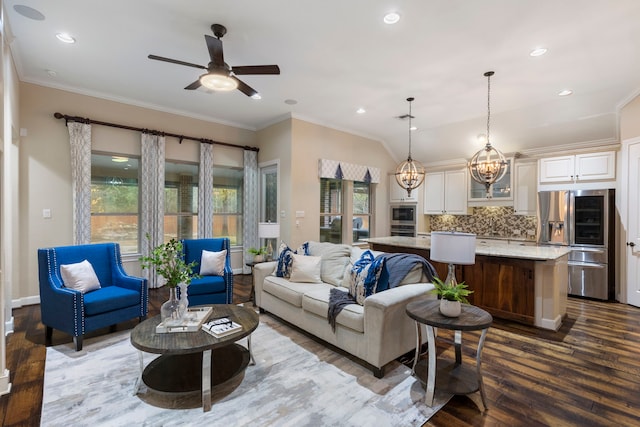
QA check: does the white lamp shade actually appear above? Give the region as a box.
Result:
[258,222,280,239]
[430,231,476,265]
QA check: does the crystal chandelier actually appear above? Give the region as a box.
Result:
[395,97,425,197]
[468,71,508,197]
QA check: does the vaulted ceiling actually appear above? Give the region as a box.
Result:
[6,0,640,163]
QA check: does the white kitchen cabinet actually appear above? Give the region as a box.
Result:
[539,151,615,183]
[513,161,537,216]
[424,168,468,215]
[389,175,418,203]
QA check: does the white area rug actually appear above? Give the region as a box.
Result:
[42,313,450,426]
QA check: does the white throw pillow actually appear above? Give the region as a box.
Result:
[60,260,101,293]
[289,254,322,283]
[200,249,227,276]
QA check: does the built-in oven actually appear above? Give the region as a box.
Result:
[390,205,416,237]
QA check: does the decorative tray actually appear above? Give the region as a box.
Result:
[155,306,213,333]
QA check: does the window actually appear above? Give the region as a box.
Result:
[90,153,140,254]
[213,166,243,245]
[353,181,371,243]
[164,161,198,242]
[319,178,343,243]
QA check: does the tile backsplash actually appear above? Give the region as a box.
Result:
[428,206,537,240]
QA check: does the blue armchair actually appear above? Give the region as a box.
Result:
[180,238,233,306]
[38,242,148,351]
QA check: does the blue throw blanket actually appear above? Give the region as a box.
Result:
[376,253,438,289]
[327,253,438,331]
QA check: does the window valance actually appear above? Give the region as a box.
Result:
[318,159,381,183]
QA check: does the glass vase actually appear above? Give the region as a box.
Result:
[178,282,189,319]
[161,287,182,325]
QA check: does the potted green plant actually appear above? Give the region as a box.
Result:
[247,246,268,263]
[140,237,199,323]
[430,277,473,317]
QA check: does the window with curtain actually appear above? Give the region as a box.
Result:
[353,181,371,243]
[319,178,343,243]
[90,153,140,253]
[213,166,244,245]
[164,161,199,242]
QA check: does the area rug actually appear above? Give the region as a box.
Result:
[41,313,451,426]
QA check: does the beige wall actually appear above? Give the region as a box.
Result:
[18,83,256,302]
[620,94,640,141]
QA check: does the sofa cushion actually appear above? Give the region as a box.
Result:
[60,260,101,293]
[302,288,364,333]
[275,241,310,278]
[199,249,227,276]
[83,286,140,316]
[307,241,351,286]
[263,276,334,308]
[188,276,226,295]
[290,254,322,283]
[349,250,385,305]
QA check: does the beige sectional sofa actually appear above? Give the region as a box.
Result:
[253,241,436,377]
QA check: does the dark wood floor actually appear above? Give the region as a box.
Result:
[1,275,640,426]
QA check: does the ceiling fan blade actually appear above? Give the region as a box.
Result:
[205,35,224,66]
[232,65,281,75]
[184,80,202,90]
[231,76,258,97]
[148,54,206,70]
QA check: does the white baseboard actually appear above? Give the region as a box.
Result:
[4,316,14,336]
[12,295,40,309]
[0,369,11,397]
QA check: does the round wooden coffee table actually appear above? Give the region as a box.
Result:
[130,304,259,412]
[406,299,492,411]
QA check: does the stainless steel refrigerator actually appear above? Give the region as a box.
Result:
[537,189,615,300]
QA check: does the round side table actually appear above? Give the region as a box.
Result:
[406,298,492,410]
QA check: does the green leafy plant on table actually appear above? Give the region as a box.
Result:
[247,247,268,256]
[431,277,473,304]
[139,236,199,287]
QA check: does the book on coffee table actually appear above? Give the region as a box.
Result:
[202,317,242,338]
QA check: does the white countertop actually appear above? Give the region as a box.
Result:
[365,236,571,261]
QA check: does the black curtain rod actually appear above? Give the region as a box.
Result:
[53,112,259,152]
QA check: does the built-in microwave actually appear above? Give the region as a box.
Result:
[390,205,416,224]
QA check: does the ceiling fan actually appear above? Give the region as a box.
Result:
[148,23,280,97]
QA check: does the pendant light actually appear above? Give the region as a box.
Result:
[468,71,508,197]
[395,97,425,197]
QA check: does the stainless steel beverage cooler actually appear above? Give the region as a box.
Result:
[538,189,615,300]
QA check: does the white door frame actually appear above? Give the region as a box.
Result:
[622,137,640,307]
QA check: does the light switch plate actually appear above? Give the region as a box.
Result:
[295,211,305,218]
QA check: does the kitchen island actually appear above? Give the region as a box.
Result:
[366,236,571,331]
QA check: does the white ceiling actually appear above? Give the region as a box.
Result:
[6,0,640,164]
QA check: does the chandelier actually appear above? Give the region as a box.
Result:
[394,97,425,197]
[468,71,508,197]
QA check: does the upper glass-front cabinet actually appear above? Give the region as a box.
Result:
[468,157,514,201]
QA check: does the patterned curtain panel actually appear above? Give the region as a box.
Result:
[140,133,166,288]
[318,159,381,183]
[67,122,92,244]
[198,143,214,238]
[243,150,259,274]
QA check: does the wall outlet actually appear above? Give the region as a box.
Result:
[43,208,52,219]
[513,229,521,235]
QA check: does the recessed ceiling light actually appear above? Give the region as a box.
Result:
[383,12,400,25]
[558,89,573,96]
[356,108,366,114]
[284,99,298,105]
[529,47,548,57]
[410,126,417,131]
[13,5,45,20]
[56,33,76,44]
[251,93,262,100]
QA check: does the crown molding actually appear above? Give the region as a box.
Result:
[519,138,620,158]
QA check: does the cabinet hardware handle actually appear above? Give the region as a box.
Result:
[628,242,636,247]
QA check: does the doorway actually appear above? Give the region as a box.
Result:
[625,139,640,307]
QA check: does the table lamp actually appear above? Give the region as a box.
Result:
[258,222,280,261]
[429,231,476,286]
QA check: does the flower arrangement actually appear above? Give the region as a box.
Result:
[139,237,199,288]
[431,277,473,303]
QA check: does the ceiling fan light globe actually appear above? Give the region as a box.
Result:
[200,73,238,91]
